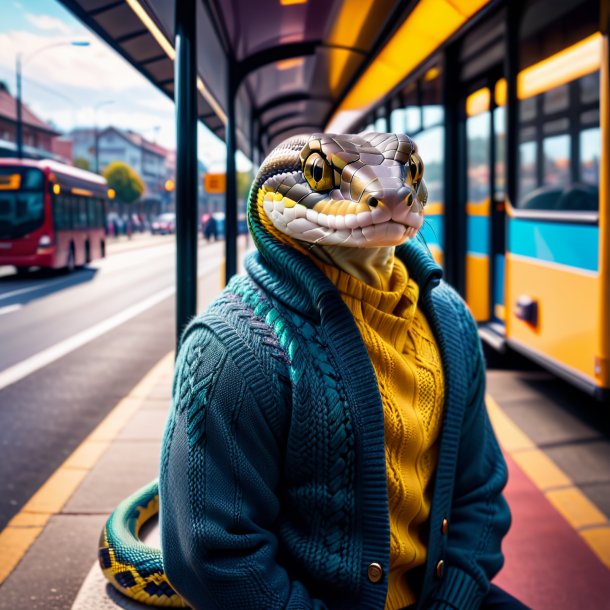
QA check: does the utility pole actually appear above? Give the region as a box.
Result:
[15,54,23,159]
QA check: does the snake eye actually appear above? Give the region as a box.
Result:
[304,153,334,192]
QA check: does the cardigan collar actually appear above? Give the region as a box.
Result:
[244,237,443,322]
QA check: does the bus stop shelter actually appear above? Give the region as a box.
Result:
[58,0,489,340]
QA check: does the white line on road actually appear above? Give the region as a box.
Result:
[0,259,219,392]
[0,276,73,302]
[0,304,23,316]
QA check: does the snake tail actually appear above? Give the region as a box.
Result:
[98,479,187,607]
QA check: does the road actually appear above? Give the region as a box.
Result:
[0,236,237,530]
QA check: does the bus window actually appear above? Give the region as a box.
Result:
[580,128,600,186]
[516,26,600,212]
[518,141,537,203]
[494,106,506,200]
[543,134,570,188]
[78,198,88,229]
[0,167,45,239]
[466,110,490,206]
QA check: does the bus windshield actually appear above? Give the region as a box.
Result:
[0,167,45,239]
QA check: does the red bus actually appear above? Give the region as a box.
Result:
[0,159,109,274]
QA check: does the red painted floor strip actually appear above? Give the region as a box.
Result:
[494,453,610,609]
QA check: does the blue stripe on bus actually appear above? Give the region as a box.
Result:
[508,218,599,272]
[467,216,489,255]
[420,214,443,250]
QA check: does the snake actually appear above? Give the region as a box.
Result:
[99,132,428,607]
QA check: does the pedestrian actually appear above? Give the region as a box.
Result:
[160,133,526,609]
[204,214,217,242]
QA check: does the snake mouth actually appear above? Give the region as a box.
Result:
[262,193,424,247]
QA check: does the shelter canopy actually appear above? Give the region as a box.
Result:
[58,0,408,156]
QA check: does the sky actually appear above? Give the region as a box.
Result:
[0,0,245,171]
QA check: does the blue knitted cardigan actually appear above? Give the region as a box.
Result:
[159,234,510,610]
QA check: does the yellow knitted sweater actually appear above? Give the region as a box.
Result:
[318,256,445,610]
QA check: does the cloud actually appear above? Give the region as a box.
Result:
[0,30,151,93]
[25,14,73,35]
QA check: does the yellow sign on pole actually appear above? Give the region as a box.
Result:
[204,173,226,194]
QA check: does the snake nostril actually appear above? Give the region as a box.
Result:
[368,196,379,208]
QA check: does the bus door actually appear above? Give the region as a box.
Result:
[463,71,507,328]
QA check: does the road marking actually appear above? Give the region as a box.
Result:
[486,394,610,570]
[0,351,174,584]
[0,258,219,392]
[0,304,22,316]
[0,277,72,302]
[0,243,177,303]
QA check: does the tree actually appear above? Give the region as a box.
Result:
[102,161,145,204]
[73,157,90,170]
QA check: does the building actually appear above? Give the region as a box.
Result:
[69,126,171,202]
[0,82,60,158]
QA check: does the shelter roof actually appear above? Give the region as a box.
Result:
[58,0,488,156]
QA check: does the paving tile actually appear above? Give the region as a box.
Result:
[496,398,599,447]
[580,482,610,521]
[139,397,172,411]
[545,441,610,486]
[0,514,106,610]
[62,440,161,514]
[117,409,167,441]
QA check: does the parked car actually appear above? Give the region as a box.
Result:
[151,213,176,235]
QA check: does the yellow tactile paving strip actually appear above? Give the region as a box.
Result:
[486,394,610,569]
[0,351,174,585]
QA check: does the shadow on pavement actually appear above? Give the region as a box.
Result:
[0,266,99,308]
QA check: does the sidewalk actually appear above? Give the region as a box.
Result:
[0,352,174,610]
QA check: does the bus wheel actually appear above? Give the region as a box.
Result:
[85,241,91,264]
[101,240,106,258]
[65,246,75,274]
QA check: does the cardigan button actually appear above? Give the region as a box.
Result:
[441,518,449,536]
[367,562,384,583]
[436,560,445,579]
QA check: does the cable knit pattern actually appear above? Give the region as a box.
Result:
[159,238,510,610]
[318,259,444,609]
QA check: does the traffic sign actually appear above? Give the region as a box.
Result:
[204,173,226,194]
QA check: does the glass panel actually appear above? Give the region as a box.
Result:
[520,97,537,122]
[466,112,490,204]
[518,142,537,203]
[543,84,569,114]
[0,167,45,239]
[494,105,506,200]
[543,134,570,187]
[0,192,44,238]
[390,108,406,134]
[423,106,443,128]
[405,107,420,134]
[580,127,600,186]
[415,126,444,205]
[374,117,386,132]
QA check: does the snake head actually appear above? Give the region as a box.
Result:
[257,132,428,248]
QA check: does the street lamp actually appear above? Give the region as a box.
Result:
[16,40,90,159]
[94,100,115,173]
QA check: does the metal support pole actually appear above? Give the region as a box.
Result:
[225,64,238,284]
[16,54,23,159]
[174,0,198,346]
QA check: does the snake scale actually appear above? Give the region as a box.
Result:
[99,132,428,607]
